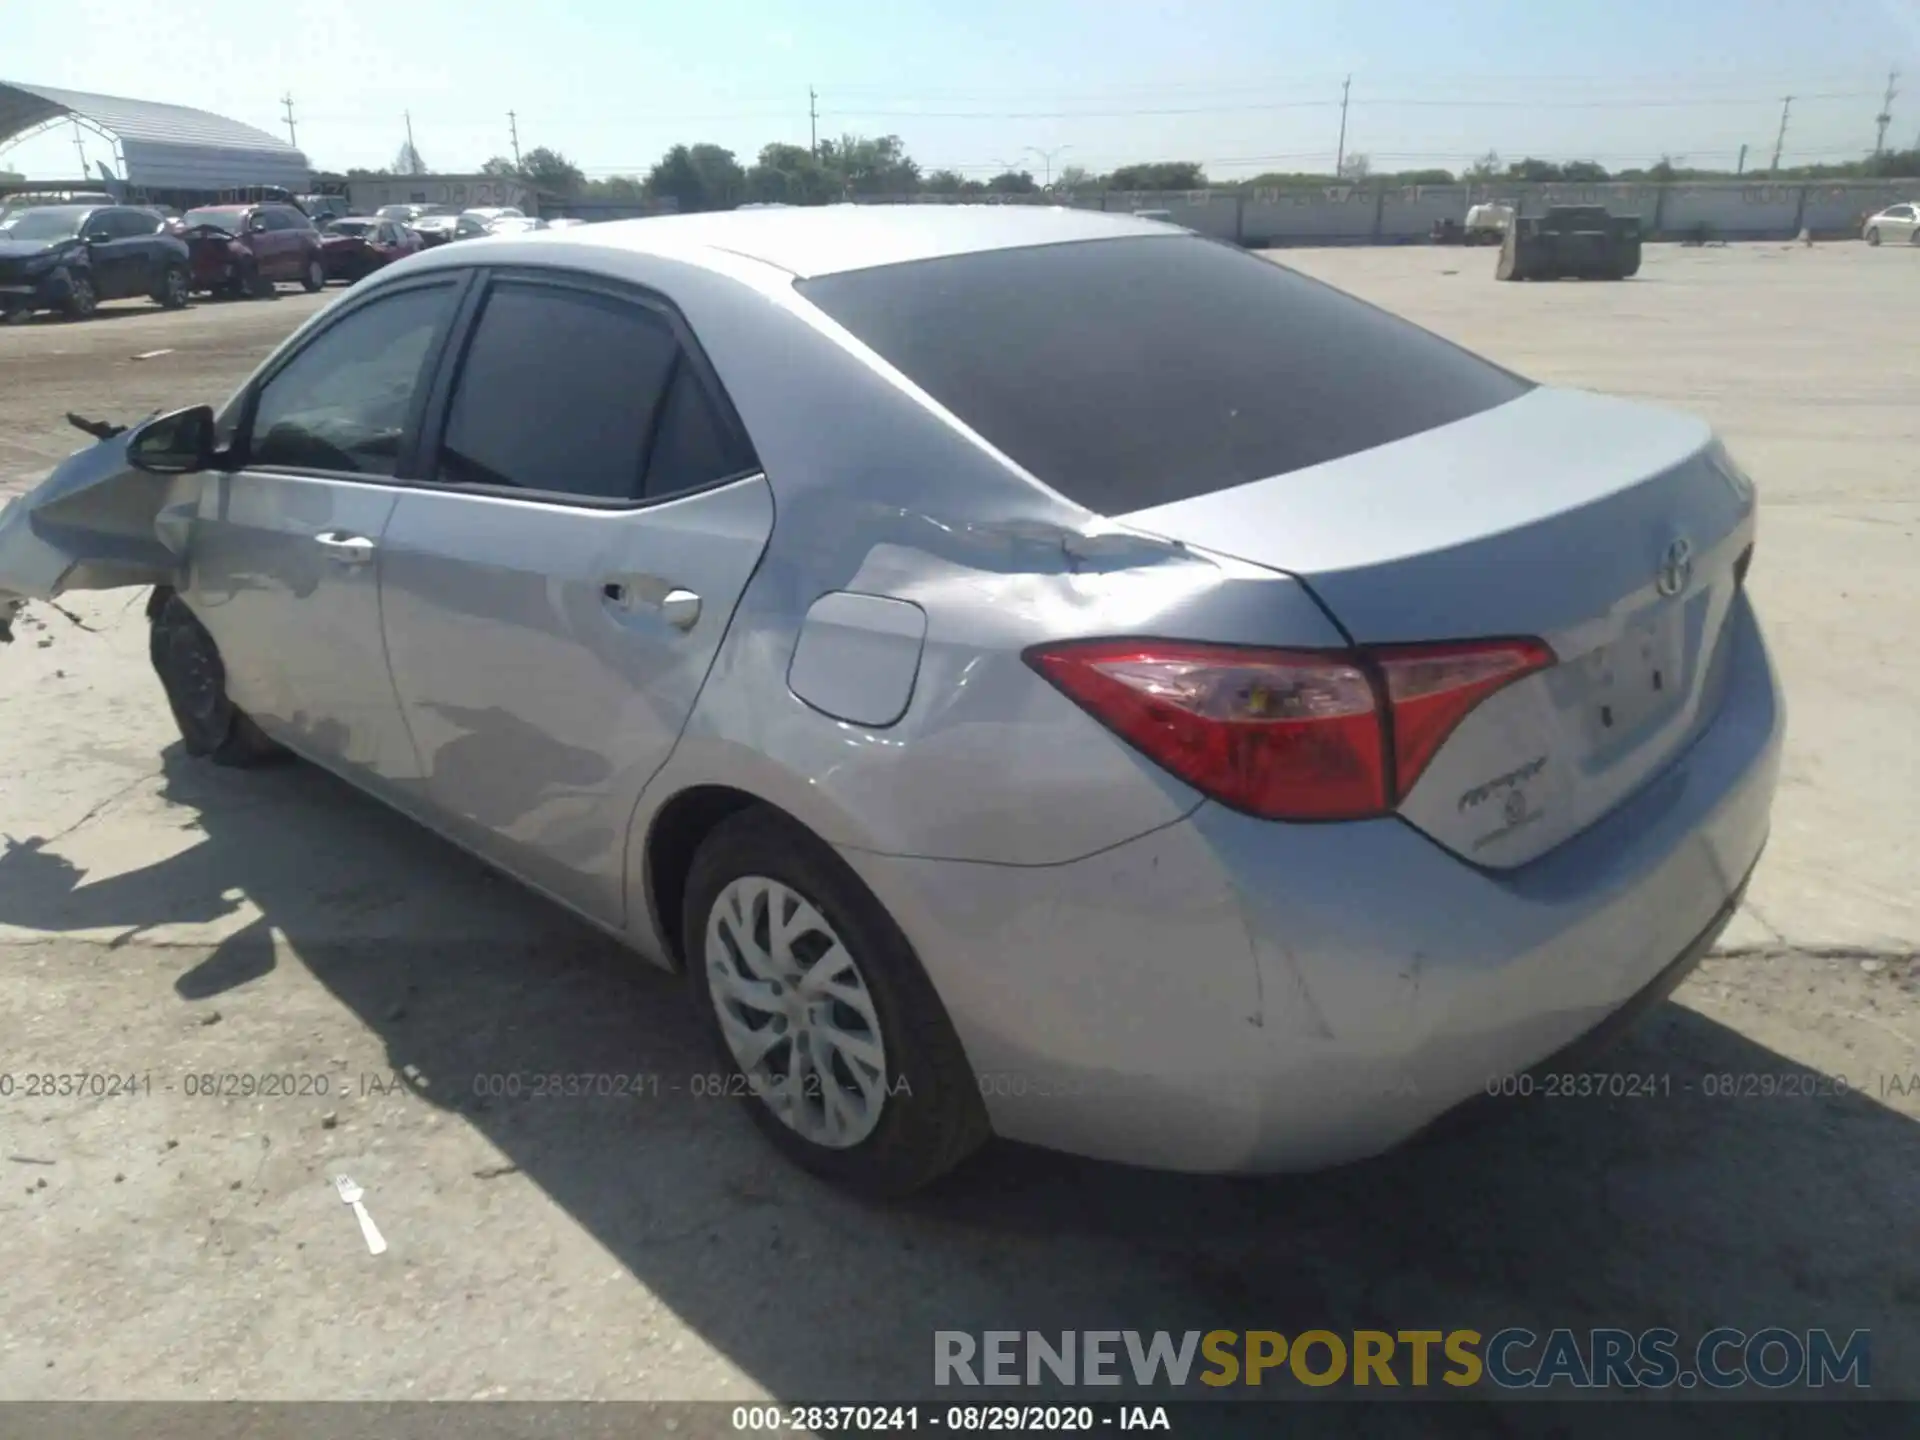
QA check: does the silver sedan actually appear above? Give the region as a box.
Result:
[1863,202,1919,245]
[0,207,1783,1196]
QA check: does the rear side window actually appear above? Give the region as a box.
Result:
[643,360,757,498]
[796,236,1532,515]
[436,282,679,500]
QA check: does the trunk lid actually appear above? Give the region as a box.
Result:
[1119,387,1757,868]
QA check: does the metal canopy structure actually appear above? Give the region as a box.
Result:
[0,80,309,191]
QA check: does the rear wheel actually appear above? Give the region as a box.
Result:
[62,271,98,319]
[1866,227,1881,246]
[152,263,190,309]
[301,256,325,292]
[682,808,990,1198]
[148,592,286,767]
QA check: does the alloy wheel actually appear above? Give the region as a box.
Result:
[704,875,890,1149]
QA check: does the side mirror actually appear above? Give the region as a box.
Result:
[127,405,217,475]
[86,229,114,244]
[247,216,268,233]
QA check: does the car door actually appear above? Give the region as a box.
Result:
[84,209,142,299]
[377,270,773,925]
[184,275,468,791]
[1894,205,1919,242]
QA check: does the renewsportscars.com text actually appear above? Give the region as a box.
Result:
[934,1328,1870,1390]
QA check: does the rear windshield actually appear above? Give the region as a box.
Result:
[182,208,245,233]
[795,236,1532,515]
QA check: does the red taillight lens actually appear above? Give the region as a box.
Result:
[1372,639,1556,797]
[1026,636,1554,822]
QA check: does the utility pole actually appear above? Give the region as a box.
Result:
[403,110,418,173]
[1335,74,1351,175]
[1736,143,1747,175]
[1769,96,1791,175]
[281,94,297,150]
[508,110,522,168]
[70,119,87,175]
[808,86,819,158]
[1766,96,1797,176]
[1874,70,1899,155]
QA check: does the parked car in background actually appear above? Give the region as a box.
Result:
[545,217,589,229]
[375,203,456,225]
[319,216,423,282]
[409,212,490,248]
[461,206,524,226]
[178,203,326,296]
[483,215,548,234]
[0,204,191,319]
[1862,202,1919,245]
[298,194,353,224]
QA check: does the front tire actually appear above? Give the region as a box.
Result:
[683,809,990,1198]
[301,256,325,292]
[62,271,98,319]
[148,592,286,767]
[152,263,190,309]
[1866,227,1881,246]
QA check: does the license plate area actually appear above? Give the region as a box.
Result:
[1581,604,1686,752]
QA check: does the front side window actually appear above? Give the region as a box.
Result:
[436,281,679,500]
[247,284,457,475]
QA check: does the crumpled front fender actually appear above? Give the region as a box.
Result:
[0,432,193,642]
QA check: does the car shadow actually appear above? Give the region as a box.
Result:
[0,745,1914,1420]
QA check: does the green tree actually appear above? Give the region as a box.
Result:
[1505,157,1563,182]
[1336,152,1372,181]
[393,141,428,176]
[521,146,584,195]
[584,174,647,201]
[644,143,745,212]
[922,168,967,194]
[817,134,919,196]
[1559,160,1610,182]
[746,142,835,204]
[1106,161,1205,191]
[987,169,1038,194]
[1054,164,1098,191]
[480,156,519,177]
[1467,150,1501,179]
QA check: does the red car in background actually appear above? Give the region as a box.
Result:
[178,202,325,297]
[318,216,423,283]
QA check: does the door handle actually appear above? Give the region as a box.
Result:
[601,580,700,630]
[315,531,375,564]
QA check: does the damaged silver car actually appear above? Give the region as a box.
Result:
[0,207,1783,1196]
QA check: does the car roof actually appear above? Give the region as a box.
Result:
[487,203,1179,279]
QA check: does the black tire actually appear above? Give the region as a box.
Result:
[152,263,190,310]
[682,807,990,1198]
[1865,227,1880,247]
[300,256,325,293]
[62,271,98,319]
[148,592,286,767]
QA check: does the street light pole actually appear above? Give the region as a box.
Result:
[1025,145,1071,187]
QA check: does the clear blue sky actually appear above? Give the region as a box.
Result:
[6,0,1919,181]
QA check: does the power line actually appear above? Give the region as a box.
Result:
[1874,70,1898,154]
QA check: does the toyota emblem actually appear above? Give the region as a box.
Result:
[1657,537,1693,597]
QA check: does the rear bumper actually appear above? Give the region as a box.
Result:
[841,595,1784,1173]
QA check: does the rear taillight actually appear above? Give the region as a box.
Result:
[1025,637,1554,821]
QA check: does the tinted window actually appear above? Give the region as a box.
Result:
[644,359,757,498]
[248,284,455,474]
[437,282,678,500]
[796,236,1533,515]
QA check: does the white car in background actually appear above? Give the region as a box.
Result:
[483,215,549,235]
[1862,202,1919,246]
[462,206,525,226]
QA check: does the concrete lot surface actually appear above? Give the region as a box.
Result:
[0,247,1915,1417]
